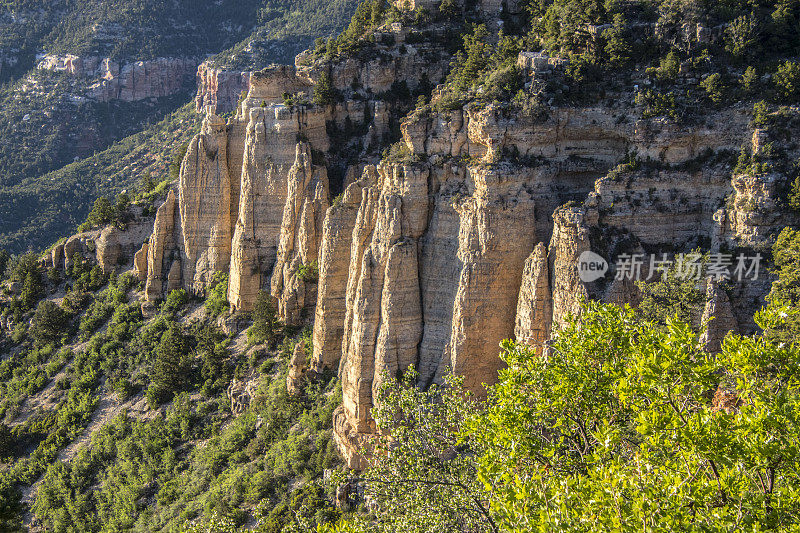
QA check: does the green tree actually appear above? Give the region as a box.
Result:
[0,248,9,278]
[700,72,726,104]
[248,290,281,346]
[471,301,800,531]
[21,269,43,310]
[603,13,631,68]
[81,196,115,231]
[774,60,800,100]
[170,143,189,181]
[741,65,759,94]
[657,50,680,82]
[205,272,229,318]
[313,73,338,107]
[725,13,760,62]
[448,24,491,93]
[149,325,191,406]
[765,227,800,344]
[636,252,706,328]
[31,300,69,347]
[359,369,495,533]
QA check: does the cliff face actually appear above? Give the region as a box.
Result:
[133,14,796,470]
[195,61,251,114]
[36,54,198,102]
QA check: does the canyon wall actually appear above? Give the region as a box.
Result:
[134,17,794,469]
[195,61,252,114]
[36,54,198,102]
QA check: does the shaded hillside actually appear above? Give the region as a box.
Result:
[0,0,358,253]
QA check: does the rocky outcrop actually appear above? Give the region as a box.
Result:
[270,144,330,325]
[514,242,552,353]
[699,278,739,353]
[37,54,198,102]
[142,65,337,310]
[195,62,251,114]
[228,378,259,416]
[49,206,154,275]
[178,114,235,294]
[130,24,794,474]
[145,190,178,301]
[312,184,363,374]
[133,243,149,281]
[227,105,328,311]
[445,166,537,393]
[287,340,317,395]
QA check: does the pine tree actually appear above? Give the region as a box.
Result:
[248,290,281,346]
[149,326,190,405]
[313,73,338,106]
[31,300,68,347]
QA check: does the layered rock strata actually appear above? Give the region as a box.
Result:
[195,62,252,114]
[37,54,198,102]
[133,22,790,472]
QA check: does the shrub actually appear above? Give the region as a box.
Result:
[162,289,189,315]
[752,100,770,127]
[774,60,800,101]
[30,300,69,347]
[657,50,680,82]
[170,143,189,181]
[636,89,677,119]
[700,72,726,104]
[296,260,318,282]
[381,142,416,164]
[149,326,191,406]
[205,273,229,318]
[740,66,758,94]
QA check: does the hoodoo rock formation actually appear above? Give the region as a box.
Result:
[130,1,798,469]
[195,61,252,115]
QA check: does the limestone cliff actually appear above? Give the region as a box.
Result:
[36,54,198,102]
[195,61,251,114]
[128,10,799,471]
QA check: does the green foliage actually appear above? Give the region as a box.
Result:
[766,227,800,343]
[700,72,727,105]
[313,73,339,106]
[162,288,190,316]
[752,100,771,127]
[774,60,800,100]
[789,174,800,212]
[636,252,707,328]
[445,24,492,94]
[603,13,632,68]
[470,302,800,530]
[30,300,69,347]
[205,272,230,318]
[0,248,9,278]
[248,291,282,346]
[635,88,677,119]
[170,143,189,181]
[362,369,494,532]
[296,260,319,282]
[656,50,680,82]
[725,13,760,61]
[381,142,416,164]
[0,103,199,253]
[148,325,191,407]
[741,65,759,94]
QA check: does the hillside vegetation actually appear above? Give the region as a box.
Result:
[0,0,357,253]
[0,0,799,532]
